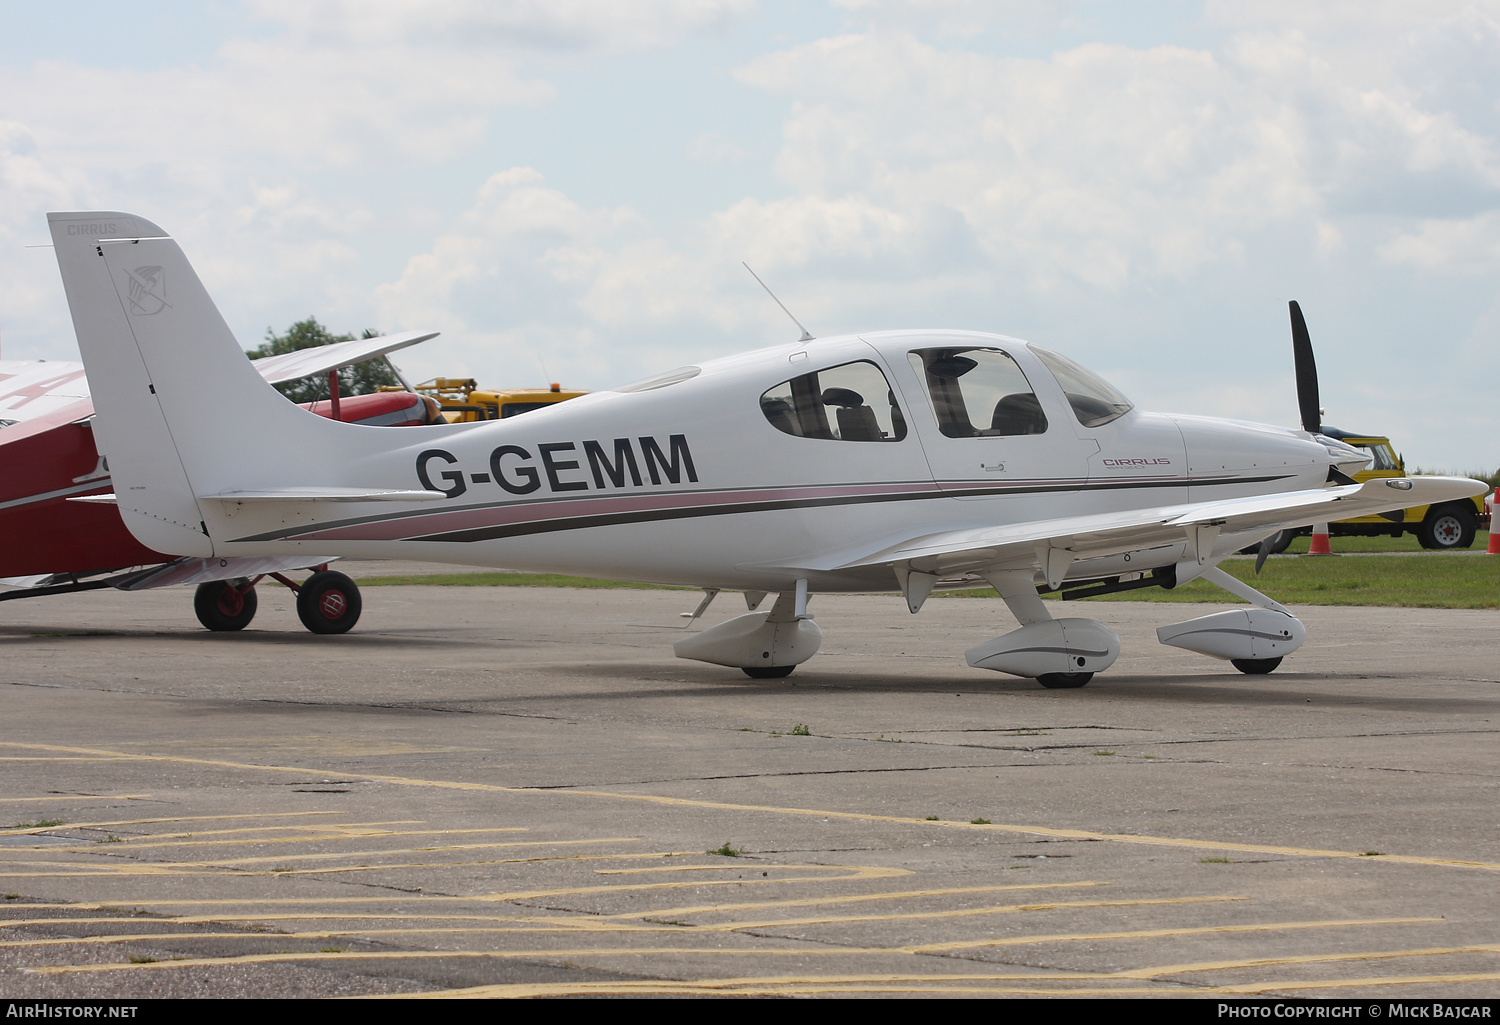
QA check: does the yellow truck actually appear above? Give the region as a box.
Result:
[1261,428,1489,551]
[409,378,588,423]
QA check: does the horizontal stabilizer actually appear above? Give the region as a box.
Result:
[66,493,118,505]
[251,330,439,385]
[202,487,447,503]
[110,555,341,591]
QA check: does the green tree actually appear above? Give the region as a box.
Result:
[245,318,399,404]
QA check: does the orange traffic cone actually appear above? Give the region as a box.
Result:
[1487,489,1500,554]
[1307,522,1333,555]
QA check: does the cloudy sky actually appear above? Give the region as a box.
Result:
[2,0,1498,470]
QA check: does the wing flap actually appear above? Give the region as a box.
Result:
[833,476,1485,573]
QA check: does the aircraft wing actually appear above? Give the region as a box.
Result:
[826,476,1486,578]
[251,331,439,385]
[0,330,438,424]
[0,360,90,422]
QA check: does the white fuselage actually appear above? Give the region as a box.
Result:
[203,330,1332,592]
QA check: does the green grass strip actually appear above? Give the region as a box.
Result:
[1274,529,1490,554]
[358,554,1498,609]
[939,553,1499,609]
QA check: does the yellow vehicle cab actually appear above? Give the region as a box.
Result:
[407,379,589,423]
[1311,427,1487,549]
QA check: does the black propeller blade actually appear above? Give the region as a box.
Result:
[1289,300,1321,435]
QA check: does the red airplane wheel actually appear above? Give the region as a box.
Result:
[194,580,258,632]
[296,570,362,634]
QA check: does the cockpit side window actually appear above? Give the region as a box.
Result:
[760,360,907,442]
[1029,345,1133,428]
[907,347,1048,438]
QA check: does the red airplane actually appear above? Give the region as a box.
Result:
[0,331,440,633]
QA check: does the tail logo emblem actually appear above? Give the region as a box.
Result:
[124,266,167,315]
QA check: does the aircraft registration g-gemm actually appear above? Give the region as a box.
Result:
[49,211,1486,688]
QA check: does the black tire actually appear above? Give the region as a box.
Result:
[1231,657,1282,675]
[1036,672,1093,689]
[742,665,795,679]
[194,580,257,632]
[1416,505,1476,550]
[296,570,362,634]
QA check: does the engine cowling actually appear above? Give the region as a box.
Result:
[965,618,1121,678]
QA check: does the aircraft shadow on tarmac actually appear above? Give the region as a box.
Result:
[467,663,1500,717]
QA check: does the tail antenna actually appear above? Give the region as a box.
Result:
[743,262,814,343]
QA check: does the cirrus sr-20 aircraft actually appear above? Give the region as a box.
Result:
[46,210,1486,688]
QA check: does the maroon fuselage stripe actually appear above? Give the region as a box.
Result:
[224,473,1292,545]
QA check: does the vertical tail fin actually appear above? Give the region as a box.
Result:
[49,212,215,555]
[48,212,418,556]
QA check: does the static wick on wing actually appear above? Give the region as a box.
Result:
[743,262,814,343]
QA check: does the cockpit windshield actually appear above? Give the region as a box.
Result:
[1029,346,1132,427]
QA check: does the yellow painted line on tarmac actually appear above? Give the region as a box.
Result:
[554,789,1500,873]
[908,917,1444,954]
[678,895,1244,934]
[1127,942,1500,979]
[0,915,1444,953]
[406,982,1171,998]
[468,865,913,904]
[2,861,910,898]
[0,914,665,931]
[168,838,646,868]
[26,949,1112,975]
[247,852,689,878]
[0,795,151,803]
[1214,971,1500,994]
[0,757,134,762]
[0,927,662,949]
[608,881,1110,921]
[15,826,530,853]
[594,863,855,876]
[2,740,1495,874]
[0,811,351,836]
[394,954,1500,999]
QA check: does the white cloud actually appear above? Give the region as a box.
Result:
[247,0,755,53]
[1379,210,1500,273]
[734,28,1500,293]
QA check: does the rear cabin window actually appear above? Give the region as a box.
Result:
[907,347,1047,438]
[760,360,907,442]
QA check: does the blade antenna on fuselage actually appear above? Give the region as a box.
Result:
[1289,300,1321,435]
[743,262,814,343]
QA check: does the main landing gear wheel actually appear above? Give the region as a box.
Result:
[1036,672,1093,689]
[1231,657,1282,675]
[194,579,258,631]
[742,665,795,679]
[1416,505,1476,550]
[296,570,362,635]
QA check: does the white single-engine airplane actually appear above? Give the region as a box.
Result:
[47,211,1487,686]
